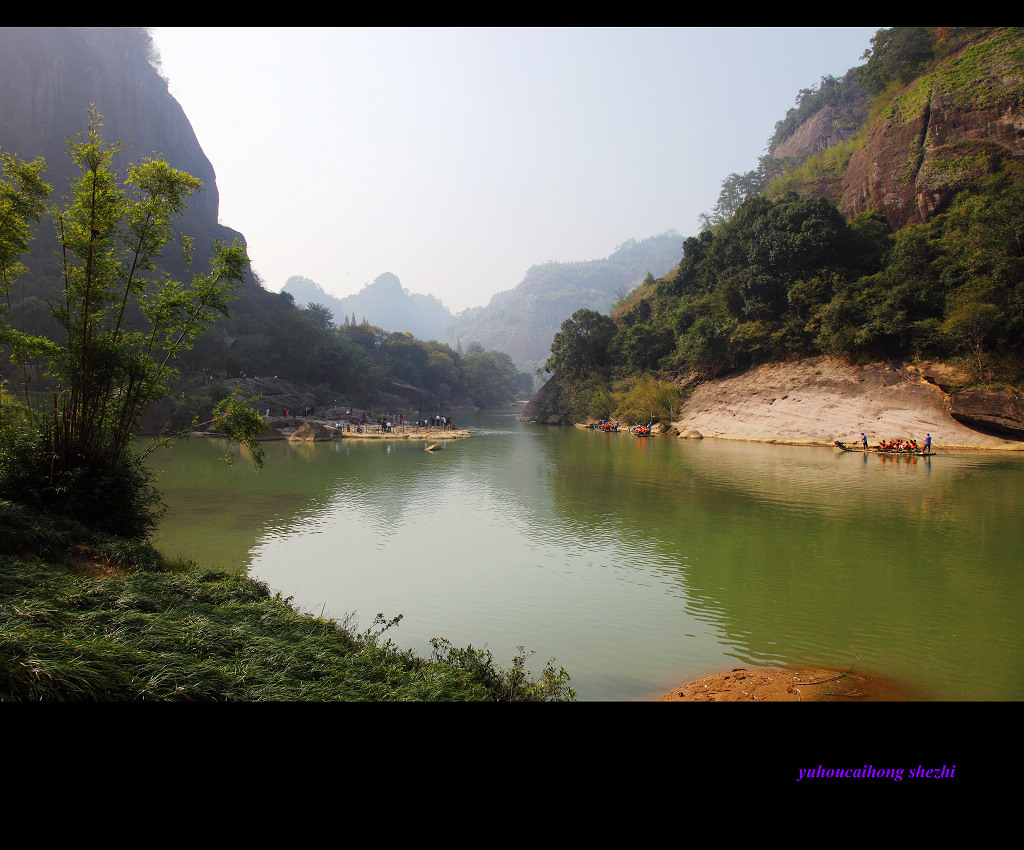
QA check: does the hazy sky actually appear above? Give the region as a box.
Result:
[151,27,880,314]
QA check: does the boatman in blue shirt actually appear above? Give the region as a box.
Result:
[925,433,932,453]
[862,433,868,450]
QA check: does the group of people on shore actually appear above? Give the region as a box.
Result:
[421,415,456,430]
[271,405,459,432]
[339,414,455,434]
[282,406,314,418]
[354,414,456,433]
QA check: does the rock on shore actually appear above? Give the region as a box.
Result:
[287,422,333,442]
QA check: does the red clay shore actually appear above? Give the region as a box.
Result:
[659,667,920,702]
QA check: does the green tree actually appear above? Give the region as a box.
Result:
[699,166,770,229]
[856,224,944,356]
[304,302,335,331]
[0,150,51,405]
[937,183,1024,340]
[0,111,263,538]
[609,374,681,425]
[543,308,616,380]
[676,313,735,379]
[610,320,674,372]
[460,348,519,408]
[426,348,459,387]
[858,27,937,97]
[942,296,1002,381]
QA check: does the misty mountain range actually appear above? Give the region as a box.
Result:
[282,231,684,369]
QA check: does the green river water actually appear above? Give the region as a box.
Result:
[146,409,1024,701]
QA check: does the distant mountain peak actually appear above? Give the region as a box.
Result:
[282,272,452,341]
[372,271,402,290]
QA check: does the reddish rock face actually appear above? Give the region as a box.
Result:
[840,29,1024,229]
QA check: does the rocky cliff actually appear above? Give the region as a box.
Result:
[518,372,572,425]
[0,27,249,282]
[840,28,1024,228]
[774,105,860,161]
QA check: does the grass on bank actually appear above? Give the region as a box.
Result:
[0,500,575,701]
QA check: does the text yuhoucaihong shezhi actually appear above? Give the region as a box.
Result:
[796,764,956,782]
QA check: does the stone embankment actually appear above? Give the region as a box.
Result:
[276,420,468,443]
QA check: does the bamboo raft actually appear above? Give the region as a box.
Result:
[834,441,935,457]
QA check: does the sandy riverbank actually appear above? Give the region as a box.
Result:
[672,357,1022,450]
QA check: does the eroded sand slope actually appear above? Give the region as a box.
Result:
[673,358,1019,450]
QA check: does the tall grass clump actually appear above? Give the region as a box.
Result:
[611,375,682,425]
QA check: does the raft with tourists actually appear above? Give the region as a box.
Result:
[590,419,654,436]
[834,440,935,457]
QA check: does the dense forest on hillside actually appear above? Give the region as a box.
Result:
[160,281,532,411]
[2,242,528,421]
[542,27,1024,425]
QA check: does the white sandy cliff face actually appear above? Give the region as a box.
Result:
[672,358,1020,450]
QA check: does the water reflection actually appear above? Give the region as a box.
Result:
[147,415,1024,700]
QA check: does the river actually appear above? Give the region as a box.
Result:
[145,409,1024,701]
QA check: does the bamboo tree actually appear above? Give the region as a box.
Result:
[0,109,264,537]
